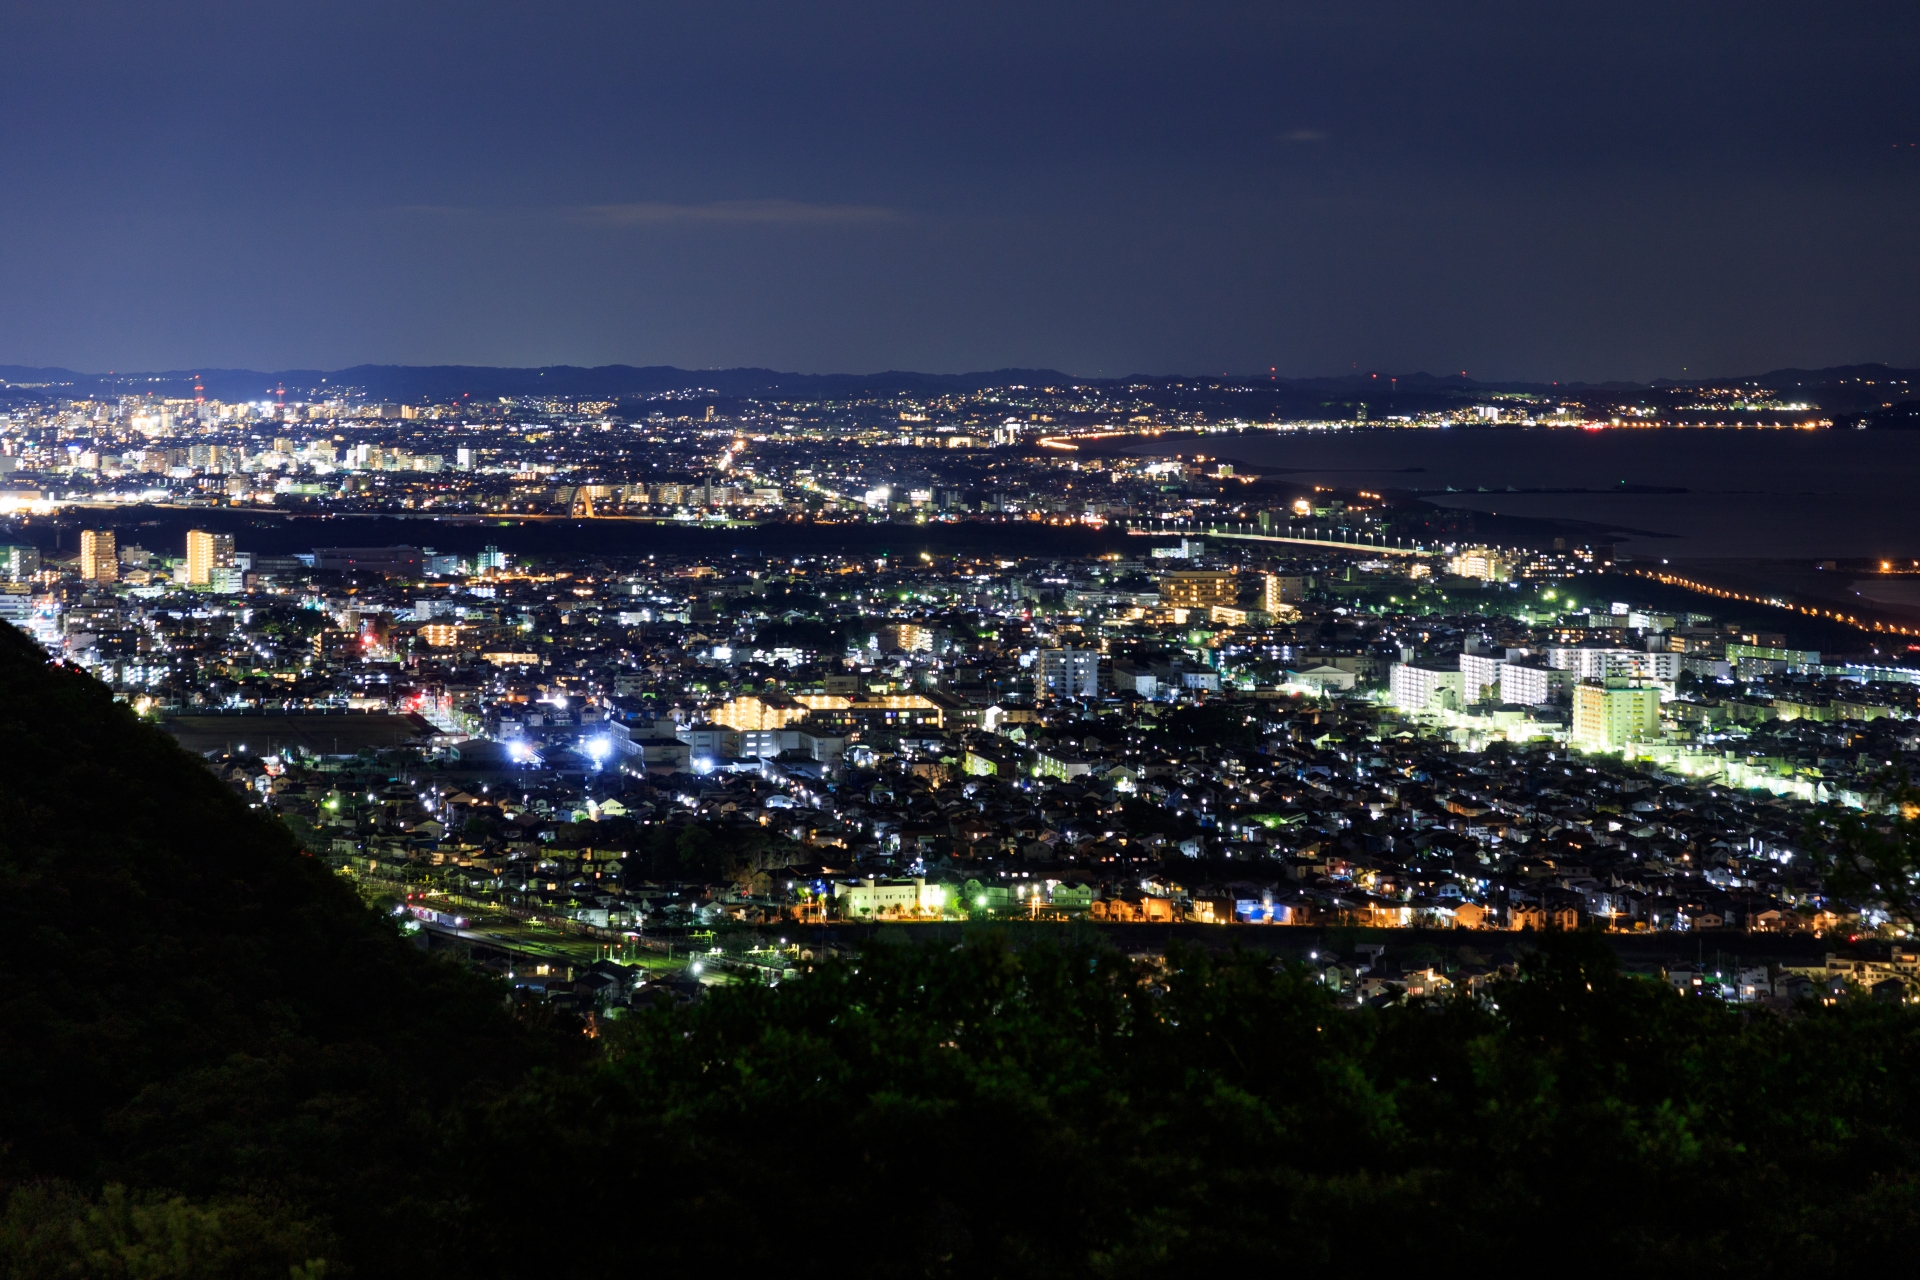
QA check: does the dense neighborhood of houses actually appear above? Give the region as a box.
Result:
[11,511,1920,1007]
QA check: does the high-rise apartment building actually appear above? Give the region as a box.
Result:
[881,623,937,654]
[1261,573,1306,611]
[1159,570,1237,610]
[1500,659,1572,706]
[1571,678,1662,753]
[0,544,41,581]
[78,530,118,583]
[186,529,235,586]
[1390,660,1464,713]
[1447,547,1513,582]
[1547,646,1681,684]
[1034,646,1102,698]
[1458,651,1508,704]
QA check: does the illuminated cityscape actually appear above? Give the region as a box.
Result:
[6,4,1920,1273]
[4,363,1920,1008]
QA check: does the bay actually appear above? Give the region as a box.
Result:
[1174,426,1920,560]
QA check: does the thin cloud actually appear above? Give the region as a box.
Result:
[1281,128,1328,143]
[573,199,900,226]
[396,199,901,228]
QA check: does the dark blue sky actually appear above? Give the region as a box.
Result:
[1,2,1915,381]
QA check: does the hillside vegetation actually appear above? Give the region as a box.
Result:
[0,624,564,1274]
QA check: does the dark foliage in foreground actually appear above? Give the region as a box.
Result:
[482,934,1920,1277]
[7,622,1920,1276]
[0,624,569,1275]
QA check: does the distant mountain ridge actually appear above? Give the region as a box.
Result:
[0,363,1080,403]
[1,360,1914,404]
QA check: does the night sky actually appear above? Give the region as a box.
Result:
[2,2,1915,381]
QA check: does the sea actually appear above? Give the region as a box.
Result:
[1158,426,1920,562]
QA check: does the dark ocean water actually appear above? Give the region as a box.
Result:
[1175,426,1920,560]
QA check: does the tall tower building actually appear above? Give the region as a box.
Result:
[186,529,235,586]
[79,530,118,583]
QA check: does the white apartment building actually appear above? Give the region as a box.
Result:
[1548,646,1681,684]
[1034,646,1102,698]
[1459,651,1507,703]
[1391,661,1465,713]
[1500,660,1571,706]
